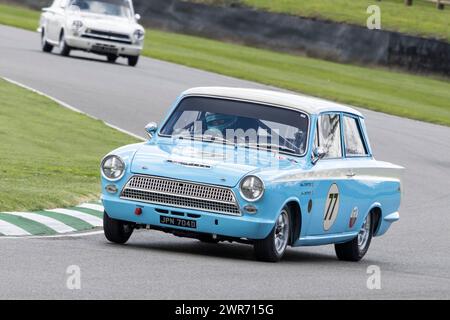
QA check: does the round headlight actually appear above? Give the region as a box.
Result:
[133,29,145,41]
[240,175,265,202]
[101,155,125,181]
[71,20,83,31]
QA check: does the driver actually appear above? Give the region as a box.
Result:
[204,113,238,136]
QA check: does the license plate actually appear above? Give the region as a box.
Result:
[92,45,118,54]
[160,215,197,229]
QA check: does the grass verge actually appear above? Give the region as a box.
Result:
[0,3,449,127]
[196,0,450,42]
[0,78,138,212]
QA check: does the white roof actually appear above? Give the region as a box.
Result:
[182,87,363,117]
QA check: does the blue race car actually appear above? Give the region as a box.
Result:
[101,87,403,262]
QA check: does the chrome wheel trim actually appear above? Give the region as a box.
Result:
[274,209,289,255]
[357,214,371,249]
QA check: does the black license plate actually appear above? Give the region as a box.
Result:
[92,45,118,54]
[160,215,197,229]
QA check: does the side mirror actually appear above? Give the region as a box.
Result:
[135,13,141,21]
[311,146,326,165]
[60,0,69,9]
[145,122,158,139]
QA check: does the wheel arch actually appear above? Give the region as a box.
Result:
[281,198,302,246]
[367,202,382,235]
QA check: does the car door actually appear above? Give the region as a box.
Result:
[339,114,374,232]
[52,0,69,42]
[306,112,354,236]
[42,0,58,41]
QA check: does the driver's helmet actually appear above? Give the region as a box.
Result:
[205,113,237,133]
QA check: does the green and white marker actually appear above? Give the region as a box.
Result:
[0,202,104,236]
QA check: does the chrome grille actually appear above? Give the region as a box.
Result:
[121,175,241,215]
[82,29,132,44]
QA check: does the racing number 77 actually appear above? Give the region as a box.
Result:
[325,193,339,221]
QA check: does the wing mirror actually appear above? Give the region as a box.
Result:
[145,122,158,139]
[312,146,326,165]
[135,13,141,21]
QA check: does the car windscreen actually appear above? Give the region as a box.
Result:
[69,0,132,18]
[160,96,309,156]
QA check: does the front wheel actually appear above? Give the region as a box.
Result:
[254,207,291,262]
[103,212,134,244]
[127,55,139,67]
[335,213,373,261]
[107,55,118,63]
[41,31,53,53]
[58,32,71,57]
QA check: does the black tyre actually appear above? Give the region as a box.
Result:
[58,31,71,57]
[335,213,373,261]
[41,30,53,53]
[254,206,291,262]
[127,55,139,67]
[107,55,118,63]
[103,211,134,244]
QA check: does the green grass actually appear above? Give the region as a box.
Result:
[0,2,40,31]
[195,0,450,42]
[0,79,138,212]
[144,30,450,126]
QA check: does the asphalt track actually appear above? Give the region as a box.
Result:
[1,25,450,299]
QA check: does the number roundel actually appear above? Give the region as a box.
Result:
[323,183,340,231]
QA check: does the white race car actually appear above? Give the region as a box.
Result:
[38,0,145,66]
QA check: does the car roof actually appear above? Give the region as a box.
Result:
[182,87,363,117]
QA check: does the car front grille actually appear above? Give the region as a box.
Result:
[82,29,132,44]
[120,175,241,216]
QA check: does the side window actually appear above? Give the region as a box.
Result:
[343,116,368,157]
[317,113,342,158]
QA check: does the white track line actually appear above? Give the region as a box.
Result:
[47,208,103,227]
[7,212,76,233]
[0,219,31,236]
[77,203,104,212]
[1,77,145,141]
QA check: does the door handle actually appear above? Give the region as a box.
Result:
[346,170,356,177]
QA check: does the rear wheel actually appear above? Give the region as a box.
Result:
[127,55,139,67]
[58,31,71,57]
[335,213,373,261]
[103,211,134,244]
[254,207,291,262]
[107,55,118,63]
[41,30,53,53]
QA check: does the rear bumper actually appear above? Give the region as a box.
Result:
[375,211,399,236]
[65,35,142,56]
[102,196,274,240]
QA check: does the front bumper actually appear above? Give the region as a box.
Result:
[102,196,275,240]
[65,34,142,56]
